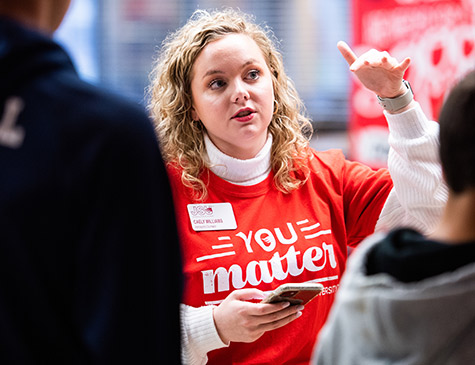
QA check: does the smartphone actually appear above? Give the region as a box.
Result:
[261,282,324,305]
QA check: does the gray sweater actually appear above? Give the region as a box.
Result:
[313,230,475,365]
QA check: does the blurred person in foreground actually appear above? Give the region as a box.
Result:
[0,0,182,363]
[148,8,447,364]
[313,69,475,364]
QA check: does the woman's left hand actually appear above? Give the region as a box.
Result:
[337,40,410,98]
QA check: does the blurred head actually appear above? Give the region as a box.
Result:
[49,0,72,31]
[149,8,312,198]
[438,69,475,194]
[0,0,71,33]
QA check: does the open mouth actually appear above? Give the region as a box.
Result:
[235,110,252,118]
[232,108,255,119]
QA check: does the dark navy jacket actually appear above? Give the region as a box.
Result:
[0,17,182,364]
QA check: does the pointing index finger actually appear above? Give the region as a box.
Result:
[337,41,357,67]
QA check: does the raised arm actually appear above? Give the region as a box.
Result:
[337,40,447,234]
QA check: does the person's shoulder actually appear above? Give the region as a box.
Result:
[345,231,391,275]
[305,147,347,173]
[308,148,346,161]
[360,228,420,255]
[58,75,150,126]
[49,74,156,147]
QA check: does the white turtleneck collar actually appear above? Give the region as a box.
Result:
[204,133,272,185]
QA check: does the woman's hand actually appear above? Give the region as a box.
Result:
[337,41,411,99]
[213,288,304,344]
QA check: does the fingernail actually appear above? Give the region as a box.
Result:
[296,311,303,318]
[297,305,304,311]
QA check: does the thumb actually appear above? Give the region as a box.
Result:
[231,288,266,302]
[398,57,411,74]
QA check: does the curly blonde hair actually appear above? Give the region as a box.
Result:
[148,8,313,199]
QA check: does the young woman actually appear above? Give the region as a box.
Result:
[148,8,446,364]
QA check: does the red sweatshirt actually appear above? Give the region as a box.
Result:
[168,148,392,364]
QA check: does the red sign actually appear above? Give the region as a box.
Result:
[349,0,475,167]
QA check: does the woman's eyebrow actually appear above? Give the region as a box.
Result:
[203,69,224,78]
[201,59,259,79]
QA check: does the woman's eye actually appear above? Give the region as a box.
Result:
[209,79,225,90]
[247,70,260,80]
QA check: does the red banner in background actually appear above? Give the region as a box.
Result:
[349,0,475,167]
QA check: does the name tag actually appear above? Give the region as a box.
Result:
[187,203,237,231]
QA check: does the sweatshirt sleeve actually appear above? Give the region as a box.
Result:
[180,304,229,365]
[375,102,448,234]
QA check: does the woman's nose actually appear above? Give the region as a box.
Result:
[231,80,250,103]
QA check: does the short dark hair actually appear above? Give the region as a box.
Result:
[438,69,475,193]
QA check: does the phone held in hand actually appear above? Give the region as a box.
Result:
[261,282,324,305]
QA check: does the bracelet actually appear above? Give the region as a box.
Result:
[377,80,413,112]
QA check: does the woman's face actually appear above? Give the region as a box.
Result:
[190,34,274,160]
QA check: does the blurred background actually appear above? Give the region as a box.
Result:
[55,0,475,164]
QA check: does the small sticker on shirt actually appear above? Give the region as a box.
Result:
[187,203,237,231]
